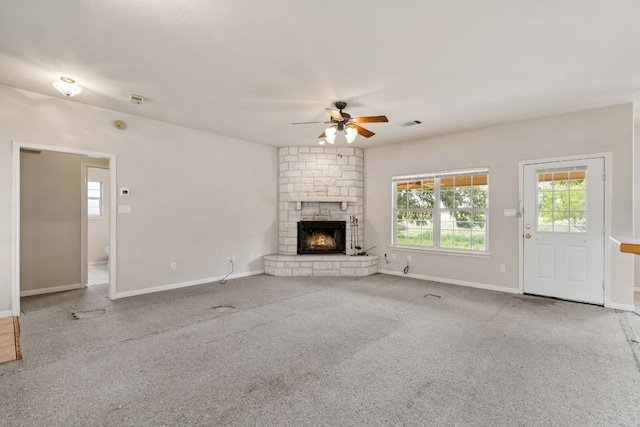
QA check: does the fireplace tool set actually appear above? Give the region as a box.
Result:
[350,216,377,256]
[350,216,362,255]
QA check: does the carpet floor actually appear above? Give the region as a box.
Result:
[1,274,640,426]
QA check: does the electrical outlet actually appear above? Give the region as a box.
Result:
[407,255,412,262]
[171,262,176,270]
[500,264,506,273]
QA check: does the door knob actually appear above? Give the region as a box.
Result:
[525,233,532,239]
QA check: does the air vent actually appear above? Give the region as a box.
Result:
[129,94,144,104]
[399,120,422,128]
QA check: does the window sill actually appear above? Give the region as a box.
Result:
[391,245,491,258]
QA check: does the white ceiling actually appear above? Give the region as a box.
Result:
[1,1,640,148]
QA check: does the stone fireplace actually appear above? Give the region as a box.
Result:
[264,146,378,277]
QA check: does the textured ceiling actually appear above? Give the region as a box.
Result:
[1,1,639,147]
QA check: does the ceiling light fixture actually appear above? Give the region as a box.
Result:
[294,101,389,145]
[324,126,337,144]
[52,76,83,97]
[345,126,357,144]
[322,124,357,145]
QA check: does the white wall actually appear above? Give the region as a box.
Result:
[635,120,640,291]
[365,104,635,307]
[0,85,278,312]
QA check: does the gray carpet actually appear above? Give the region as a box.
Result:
[2,274,640,426]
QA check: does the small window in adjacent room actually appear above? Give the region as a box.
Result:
[88,181,103,218]
[393,168,489,253]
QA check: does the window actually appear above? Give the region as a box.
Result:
[393,168,489,252]
[536,167,586,233]
[87,181,103,218]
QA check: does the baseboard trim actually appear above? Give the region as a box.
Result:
[606,302,636,311]
[378,269,519,295]
[20,283,84,297]
[0,311,13,319]
[115,270,265,299]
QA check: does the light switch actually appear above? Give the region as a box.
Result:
[118,205,132,214]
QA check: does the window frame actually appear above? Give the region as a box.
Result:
[392,167,490,255]
[87,180,104,219]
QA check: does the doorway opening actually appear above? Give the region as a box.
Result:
[83,164,110,287]
[12,141,117,317]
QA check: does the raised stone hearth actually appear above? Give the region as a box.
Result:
[264,254,378,277]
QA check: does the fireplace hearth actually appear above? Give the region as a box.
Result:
[297,221,346,255]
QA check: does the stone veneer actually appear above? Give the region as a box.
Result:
[264,254,378,277]
[278,146,364,254]
[266,146,377,277]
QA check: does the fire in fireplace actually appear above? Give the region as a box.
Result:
[297,221,346,254]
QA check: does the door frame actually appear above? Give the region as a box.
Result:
[12,141,117,316]
[518,153,612,307]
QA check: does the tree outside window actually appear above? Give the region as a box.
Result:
[537,169,586,233]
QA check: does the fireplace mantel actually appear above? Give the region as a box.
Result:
[285,196,357,211]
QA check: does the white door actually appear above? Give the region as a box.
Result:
[523,157,605,304]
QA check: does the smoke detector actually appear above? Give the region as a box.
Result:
[129,94,144,104]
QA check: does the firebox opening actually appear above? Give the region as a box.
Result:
[298,221,346,255]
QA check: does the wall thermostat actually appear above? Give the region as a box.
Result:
[120,188,130,197]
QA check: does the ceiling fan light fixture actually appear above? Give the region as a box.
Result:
[296,101,387,145]
[53,76,83,97]
[345,126,357,144]
[324,126,337,144]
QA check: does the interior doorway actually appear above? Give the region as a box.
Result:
[82,164,110,286]
[521,156,606,305]
[12,141,117,317]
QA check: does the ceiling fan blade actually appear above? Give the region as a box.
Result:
[351,115,388,123]
[326,108,344,121]
[292,121,331,125]
[318,131,327,138]
[352,124,375,138]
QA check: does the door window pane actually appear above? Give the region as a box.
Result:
[537,169,586,233]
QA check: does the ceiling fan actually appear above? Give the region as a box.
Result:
[292,101,388,144]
